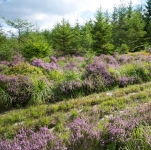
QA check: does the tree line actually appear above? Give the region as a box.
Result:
[0,0,151,60]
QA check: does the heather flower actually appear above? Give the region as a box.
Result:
[118,77,137,87]
[50,56,57,63]
[0,127,67,150]
[0,74,33,106]
[98,54,119,68]
[116,54,133,64]
[100,114,140,148]
[60,80,82,94]
[31,58,59,71]
[10,54,25,66]
[58,56,66,62]
[0,61,10,66]
[64,62,78,71]
[31,58,45,68]
[74,56,87,62]
[86,61,115,87]
[68,118,99,150]
[146,56,151,62]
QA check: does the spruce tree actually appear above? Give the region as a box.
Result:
[51,18,74,55]
[144,0,151,44]
[126,11,146,52]
[111,3,128,50]
[41,29,53,46]
[80,20,93,53]
[92,8,113,55]
[72,20,82,53]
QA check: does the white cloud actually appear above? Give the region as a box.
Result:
[0,0,144,32]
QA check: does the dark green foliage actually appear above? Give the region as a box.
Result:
[21,32,52,59]
[144,0,151,44]
[51,18,74,55]
[92,8,114,55]
[0,27,17,61]
[2,18,34,52]
[126,11,146,52]
[41,29,53,46]
[111,3,128,49]
[111,2,146,53]
[72,20,82,52]
[80,20,93,53]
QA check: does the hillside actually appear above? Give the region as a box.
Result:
[1,52,151,149]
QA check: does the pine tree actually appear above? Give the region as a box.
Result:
[51,18,74,55]
[80,20,93,53]
[144,0,151,44]
[126,11,146,52]
[41,29,53,46]
[127,1,133,18]
[92,8,113,55]
[111,3,128,50]
[72,20,82,53]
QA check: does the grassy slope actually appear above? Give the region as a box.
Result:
[1,81,151,139]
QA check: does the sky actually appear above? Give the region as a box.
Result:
[0,0,145,33]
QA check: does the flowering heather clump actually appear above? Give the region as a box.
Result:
[98,54,119,68]
[68,117,99,150]
[0,61,10,66]
[0,127,67,150]
[146,56,151,62]
[100,114,140,148]
[74,56,87,62]
[31,58,59,71]
[86,61,115,87]
[0,74,33,106]
[60,80,82,94]
[135,54,147,61]
[136,103,151,125]
[118,77,137,87]
[50,56,58,63]
[58,56,66,62]
[64,62,78,71]
[116,54,134,64]
[10,53,25,66]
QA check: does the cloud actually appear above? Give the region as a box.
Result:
[0,0,143,32]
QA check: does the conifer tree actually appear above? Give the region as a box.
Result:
[80,20,93,53]
[92,8,113,55]
[72,20,82,53]
[111,3,128,50]
[51,18,74,55]
[144,0,151,44]
[126,11,146,52]
[41,29,53,46]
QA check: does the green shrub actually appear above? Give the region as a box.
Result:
[49,70,65,81]
[65,70,81,81]
[0,38,17,61]
[21,32,52,60]
[0,88,10,109]
[4,62,44,76]
[29,77,52,105]
[118,44,129,54]
[118,64,136,77]
[135,64,151,82]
